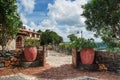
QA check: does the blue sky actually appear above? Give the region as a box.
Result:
[17,0,101,42]
[17,0,54,25]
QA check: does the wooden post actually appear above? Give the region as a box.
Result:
[72,48,77,68]
[43,45,46,66]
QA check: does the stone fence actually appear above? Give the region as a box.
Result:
[95,51,120,73]
[72,48,120,73]
[0,46,46,68]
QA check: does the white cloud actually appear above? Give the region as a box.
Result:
[17,0,35,25]
[18,0,102,42]
[28,20,70,42]
[35,0,88,42]
[40,19,57,29]
[19,0,35,14]
[30,22,37,29]
[20,13,28,24]
[45,0,102,42]
[48,0,87,26]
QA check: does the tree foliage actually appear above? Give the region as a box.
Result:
[0,0,22,51]
[39,29,63,45]
[67,34,77,42]
[82,0,120,49]
[37,29,42,33]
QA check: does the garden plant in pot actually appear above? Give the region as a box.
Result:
[24,38,40,62]
[72,38,96,64]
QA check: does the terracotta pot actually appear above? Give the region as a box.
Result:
[24,46,37,62]
[80,48,95,64]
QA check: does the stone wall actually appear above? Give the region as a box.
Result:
[0,46,46,68]
[72,48,120,73]
[95,51,120,73]
[0,39,16,50]
[0,50,20,68]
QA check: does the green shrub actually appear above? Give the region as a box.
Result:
[24,38,40,47]
[72,38,96,51]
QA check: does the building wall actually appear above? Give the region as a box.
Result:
[26,33,40,40]
[0,39,16,50]
[0,27,40,50]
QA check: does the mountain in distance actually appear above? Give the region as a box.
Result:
[95,42,107,51]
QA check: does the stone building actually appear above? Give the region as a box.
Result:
[0,26,40,50]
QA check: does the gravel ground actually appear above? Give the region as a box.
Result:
[0,73,100,80]
[0,50,120,80]
[0,73,38,80]
[46,50,72,67]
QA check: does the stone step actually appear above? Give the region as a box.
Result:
[20,60,40,68]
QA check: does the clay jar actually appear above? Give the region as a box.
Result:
[80,48,95,64]
[24,46,37,62]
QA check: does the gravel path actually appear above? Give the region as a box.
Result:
[0,50,120,80]
[46,50,72,67]
[0,73,100,80]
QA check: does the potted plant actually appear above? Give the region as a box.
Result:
[24,38,40,62]
[72,38,96,64]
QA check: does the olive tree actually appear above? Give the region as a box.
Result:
[82,0,120,50]
[0,0,22,52]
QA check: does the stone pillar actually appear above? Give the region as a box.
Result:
[72,48,78,68]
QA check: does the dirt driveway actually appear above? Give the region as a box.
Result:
[46,50,72,67]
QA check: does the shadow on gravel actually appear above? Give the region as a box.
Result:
[33,64,120,80]
[0,64,119,80]
[33,64,98,79]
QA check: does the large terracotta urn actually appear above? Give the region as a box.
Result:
[24,46,37,62]
[80,48,95,64]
